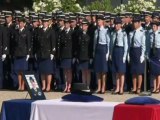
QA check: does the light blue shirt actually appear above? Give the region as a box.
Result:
[93,26,110,56]
[111,29,128,58]
[129,27,146,57]
[146,30,160,56]
[149,30,160,48]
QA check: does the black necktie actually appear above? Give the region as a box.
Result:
[97,29,100,44]
[131,31,136,47]
[153,33,156,55]
[153,33,156,48]
[114,32,118,46]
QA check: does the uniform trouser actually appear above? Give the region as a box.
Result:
[0,60,3,88]
[72,61,80,83]
[10,58,18,88]
[55,67,64,89]
[125,61,132,91]
[3,56,13,89]
[28,58,38,72]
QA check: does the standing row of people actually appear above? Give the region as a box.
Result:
[0,10,160,95]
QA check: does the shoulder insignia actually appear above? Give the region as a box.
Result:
[140,30,143,32]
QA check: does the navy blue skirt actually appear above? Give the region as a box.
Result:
[150,48,160,76]
[94,44,108,73]
[38,58,55,75]
[130,47,144,75]
[60,59,72,69]
[112,46,126,73]
[13,57,28,72]
[78,60,90,70]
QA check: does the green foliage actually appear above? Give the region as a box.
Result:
[84,0,113,11]
[60,0,82,12]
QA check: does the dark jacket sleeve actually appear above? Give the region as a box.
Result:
[2,27,9,55]
[50,29,56,55]
[26,30,32,55]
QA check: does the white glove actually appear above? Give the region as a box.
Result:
[72,58,76,64]
[127,54,130,63]
[35,54,37,60]
[26,55,30,61]
[50,54,54,60]
[123,57,126,63]
[140,56,145,63]
[90,59,93,64]
[109,55,112,61]
[2,54,6,61]
[106,53,109,61]
[77,59,79,64]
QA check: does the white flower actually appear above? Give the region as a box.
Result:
[153,0,156,3]
[114,0,156,13]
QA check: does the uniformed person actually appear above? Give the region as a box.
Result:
[36,16,56,92]
[93,15,110,94]
[54,14,65,90]
[70,15,81,83]
[77,19,92,89]
[4,11,16,89]
[59,18,73,93]
[12,18,31,91]
[29,15,39,72]
[149,21,160,93]
[129,16,146,94]
[111,17,128,95]
[0,15,8,89]
[123,12,133,35]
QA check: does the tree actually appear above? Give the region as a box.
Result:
[60,0,82,12]
[83,0,113,12]
[114,0,157,13]
[32,0,82,13]
[32,0,62,12]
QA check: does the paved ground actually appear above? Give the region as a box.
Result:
[0,90,160,109]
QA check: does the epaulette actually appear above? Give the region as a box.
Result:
[140,29,143,32]
[122,30,127,36]
[122,29,125,32]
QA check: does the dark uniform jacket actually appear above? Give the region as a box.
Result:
[60,28,73,59]
[88,22,97,58]
[77,31,92,61]
[36,27,56,59]
[71,26,81,58]
[31,27,39,57]
[0,25,8,55]
[12,28,31,57]
[5,23,16,55]
[55,26,64,59]
[123,23,133,35]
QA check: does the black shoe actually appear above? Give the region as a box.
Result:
[129,90,137,94]
[112,91,119,95]
[95,90,101,94]
[151,89,156,94]
[136,88,141,94]
[101,91,105,94]
[155,89,160,94]
[119,92,124,95]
